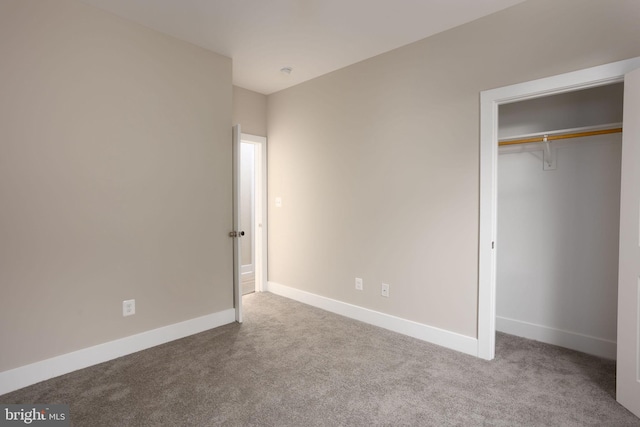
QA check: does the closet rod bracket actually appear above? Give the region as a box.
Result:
[543,135,557,170]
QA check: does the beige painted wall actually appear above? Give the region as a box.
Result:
[0,0,232,371]
[233,86,268,137]
[267,0,640,338]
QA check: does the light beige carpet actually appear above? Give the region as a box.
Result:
[2,292,638,426]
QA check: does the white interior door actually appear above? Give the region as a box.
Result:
[617,67,640,418]
[232,124,243,323]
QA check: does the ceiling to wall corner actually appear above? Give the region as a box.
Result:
[80,0,526,95]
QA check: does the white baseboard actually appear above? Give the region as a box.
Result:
[496,316,616,359]
[266,281,477,357]
[0,309,235,396]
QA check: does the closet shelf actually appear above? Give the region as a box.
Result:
[498,123,622,146]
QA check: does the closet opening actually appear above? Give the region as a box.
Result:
[495,83,623,359]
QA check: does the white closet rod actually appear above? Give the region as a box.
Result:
[498,123,622,147]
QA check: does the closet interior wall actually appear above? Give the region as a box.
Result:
[496,83,624,359]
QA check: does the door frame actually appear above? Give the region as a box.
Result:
[240,132,268,293]
[478,56,640,360]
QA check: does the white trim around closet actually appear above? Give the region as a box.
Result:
[478,56,640,360]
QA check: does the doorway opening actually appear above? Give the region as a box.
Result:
[478,57,640,361]
[479,57,640,418]
[240,133,267,295]
[495,84,623,359]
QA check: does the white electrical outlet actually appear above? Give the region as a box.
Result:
[355,277,363,290]
[381,283,390,297]
[123,299,135,317]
